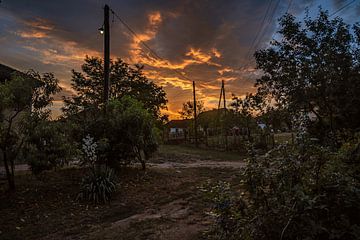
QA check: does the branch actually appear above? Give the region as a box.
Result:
[280,202,296,240]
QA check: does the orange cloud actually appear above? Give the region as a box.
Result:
[24,41,100,66]
[218,67,234,75]
[186,48,212,62]
[148,11,162,25]
[161,107,182,119]
[128,12,205,71]
[198,82,221,90]
[140,53,200,69]
[16,30,49,39]
[25,18,54,31]
[16,17,100,66]
[129,11,162,61]
[185,47,222,67]
[144,70,193,90]
[217,76,237,82]
[212,48,222,58]
[15,18,54,39]
[15,17,54,39]
[128,13,223,71]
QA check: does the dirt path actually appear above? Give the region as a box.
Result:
[0,159,244,176]
[148,160,244,169]
[74,197,210,240]
[1,145,244,240]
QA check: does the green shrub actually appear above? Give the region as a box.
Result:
[200,181,246,239]
[204,137,360,240]
[104,97,158,169]
[67,97,158,170]
[28,157,53,176]
[77,168,116,204]
[23,119,77,175]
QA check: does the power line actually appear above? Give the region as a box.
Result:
[241,0,274,70]
[330,0,357,17]
[286,0,293,13]
[239,0,281,71]
[252,0,281,55]
[241,0,286,70]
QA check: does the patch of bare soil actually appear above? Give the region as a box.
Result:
[148,161,245,169]
[83,198,209,240]
[0,150,244,240]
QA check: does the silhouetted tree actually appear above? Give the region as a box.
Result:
[62,56,167,119]
[178,100,204,119]
[254,10,360,143]
[0,71,60,190]
[230,94,257,139]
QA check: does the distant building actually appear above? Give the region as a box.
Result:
[258,123,267,130]
[0,63,27,83]
[164,119,191,143]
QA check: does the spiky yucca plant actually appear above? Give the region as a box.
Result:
[78,168,116,203]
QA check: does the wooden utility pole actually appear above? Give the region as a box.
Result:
[218,82,223,110]
[222,80,228,150]
[103,4,110,105]
[222,80,226,110]
[217,82,223,147]
[193,81,198,146]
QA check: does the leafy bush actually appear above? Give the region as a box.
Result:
[77,168,116,203]
[200,181,246,239]
[103,97,158,169]
[23,118,77,175]
[204,137,360,240]
[70,97,158,170]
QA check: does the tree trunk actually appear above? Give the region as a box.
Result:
[246,119,251,141]
[3,150,15,190]
[139,153,146,170]
[136,147,146,170]
[205,128,208,147]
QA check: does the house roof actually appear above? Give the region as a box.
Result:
[0,63,39,85]
[197,108,226,126]
[198,109,224,120]
[0,63,20,83]
[165,119,192,128]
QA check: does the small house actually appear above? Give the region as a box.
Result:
[164,119,191,143]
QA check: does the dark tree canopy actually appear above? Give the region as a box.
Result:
[63,56,167,119]
[254,10,360,141]
[0,71,61,190]
[178,100,204,119]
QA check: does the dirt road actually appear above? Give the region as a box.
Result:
[0,145,245,240]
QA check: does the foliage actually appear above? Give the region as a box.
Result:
[204,137,360,240]
[23,118,77,175]
[254,10,360,143]
[203,9,360,240]
[178,100,205,119]
[256,106,292,132]
[61,57,164,171]
[81,134,98,167]
[200,181,246,239]
[77,135,116,204]
[229,94,258,139]
[77,167,116,204]
[104,97,157,169]
[69,97,158,170]
[62,56,167,119]
[0,71,61,189]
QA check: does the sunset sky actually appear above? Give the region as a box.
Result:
[0,0,359,119]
